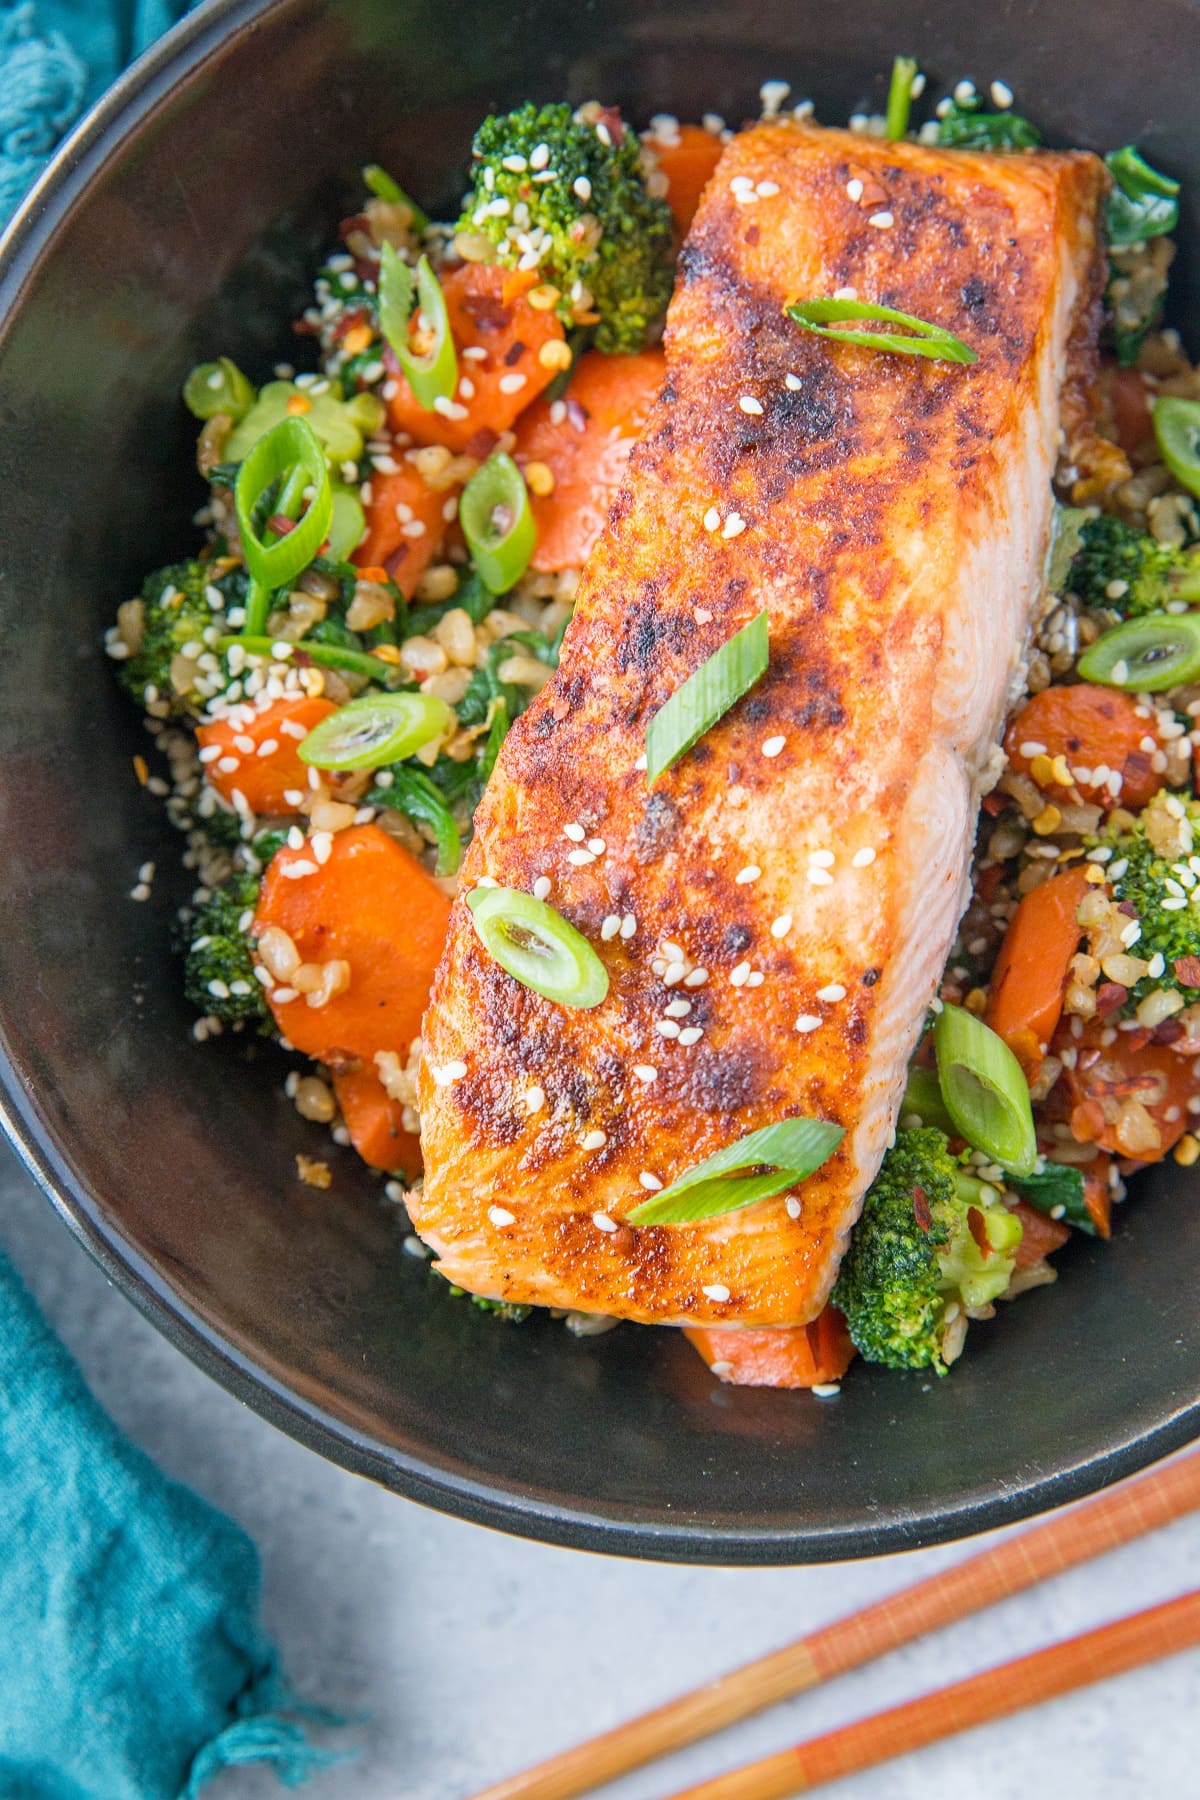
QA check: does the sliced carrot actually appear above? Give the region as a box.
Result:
[1055,1019,1197,1162]
[684,1308,857,1389]
[1011,1200,1071,1266]
[352,462,448,596]
[1004,684,1165,813]
[385,263,565,453]
[1083,1158,1114,1238]
[513,348,665,570]
[985,864,1093,1077]
[332,1064,421,1176]
[196,695,336,816]
[648,124,726,233]
[253,824,451,1061]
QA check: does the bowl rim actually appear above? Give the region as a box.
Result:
[1,0,1197,1565]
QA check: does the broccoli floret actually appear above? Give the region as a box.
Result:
[457,101,675,355]
[183,871,270,1029]
[832,1128,1023,1373]
[1069,513,1200,616]
[115,560,246,720]
[1098,792,1200,1008]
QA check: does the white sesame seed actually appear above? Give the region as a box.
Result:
[710,1361,734,1378]
[593,1211,617,1232]
[784,373,803,390]
[566,849,596,867]
[633,1065,658,1084]
[533,876,552,901]
[730,962,751,986]
[664,998,692,1018]
[703,507,722,531]
[130,882,150,902]
[760,79,791,115]
[738,395,764,415]
[722,513,747,539]
[684,968,709,987]
[573,175,592,201]
[868,211,894,229]
[401,519,427,539]
[1111,659,1130,685]
[474,875,499,889]
[1120,920,1142,947]
[745,972,764,988]
[796,1014,822,1032]
[833,285,858,302]
[633,754,648,772]
[1162,897,1187,911]
[817,983,847,1002]
[807,868,834,887]
[587,838,606,856]
[563,822,585,842]
[433,1060,468,1086]
[990,79,1014,108]
[736,864,761,885]
[656,1019,681,1038]
[280,860,318,879]
[695,607,713,624]
[703,1284,731,1302]
[811,1383,841,1399]
[954,78,977,103]
[601,915,621,941]
[498,372,528,395]
[582,1130,607,1151]
[846,178,864,201]
[852,846,877,867]
[761,735,786,758]
[756,180,780,198]
[663,964,686,987]
[488,1206,515,1227]
[525,1085,545,1113]
[771,913,793,938]
[620,914,637,939]
[640,1171,663,1190]
[1148,953,1166,979]
[207,979,230,999]
[678,1027,704,1045]
[785,1196,802,1219]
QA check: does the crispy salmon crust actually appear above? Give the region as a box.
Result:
[412,122,1109,1327]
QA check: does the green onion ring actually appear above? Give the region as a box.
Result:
[297,693,453,770]
[460,452,536,593]
[933,1002,1037,1177]
[378,246,458,411]
[646,610,769,782]
[465,887,609,1008]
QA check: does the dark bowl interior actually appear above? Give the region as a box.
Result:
[2,0,1199,1563]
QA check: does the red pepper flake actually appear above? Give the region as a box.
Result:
[503,339,527,366]
[1116,899,1139,918]
[464,427,500,460]
[1122,750,1153,790]
[1175,956,1200,988]
[967,1206,993,1259]
[1152,1017,1186,1046]
[912,1184,933,1232]
[1095,981,1128,1016]
[266,514,297,537]
[338,212,370,242]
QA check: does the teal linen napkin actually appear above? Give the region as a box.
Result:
[0,1250,347,1797]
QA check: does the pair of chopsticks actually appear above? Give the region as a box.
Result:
[471,1450,1200,1800]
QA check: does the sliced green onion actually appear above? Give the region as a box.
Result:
[298,693,452,770]
[362,163,430,230]
[900,1066,957,1137]
[1077,611,1200,692]
[225,383,386,466]
[183,357,255,422]
[1045,503,1089,595]
[378,246,458,410]
[327,486,366,561]
[218,634,403,687]
[885,57,919,140]
[786,299,979,365]
[1104,147,1180,248]
[460,452,536,593]
[645,610,768,783]
[1010,1162,1097,1235]
[234,418,332,634]
[627,1118,844,1226]
[1152,397,1200,499]
[465,887,609,1008]
[369,765,462,876]
[933,1003,1037,1177]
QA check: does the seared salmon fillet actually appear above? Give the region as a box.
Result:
[412,122,1108,1327]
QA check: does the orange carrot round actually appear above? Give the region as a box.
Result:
[648,124,726,233]
[1058,1022,1196,1162]
[332,1064,421,1175]
[353,462,449,595]
[196,695,336,816]
[386,264,565,452]
[684,1308,857,1389]
[985,864,1093,1075]
[1004,684,1165,812]
[1011,1200,1072,1266]
[253,824,450,1060]
[513,348,665,570]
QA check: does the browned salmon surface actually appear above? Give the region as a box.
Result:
[412,122,1108,1327]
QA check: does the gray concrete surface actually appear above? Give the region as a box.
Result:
[2,1136,1196,1799]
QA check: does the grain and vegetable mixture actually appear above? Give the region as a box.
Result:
[109,68,1200,1388]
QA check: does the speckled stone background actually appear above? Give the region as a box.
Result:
[3,1135,1197,1799]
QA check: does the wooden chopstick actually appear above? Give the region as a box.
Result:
[471,1450,1200,1800]
[661,1587,1200,1800]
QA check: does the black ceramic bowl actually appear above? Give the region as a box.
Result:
[2,0,1199,1565]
